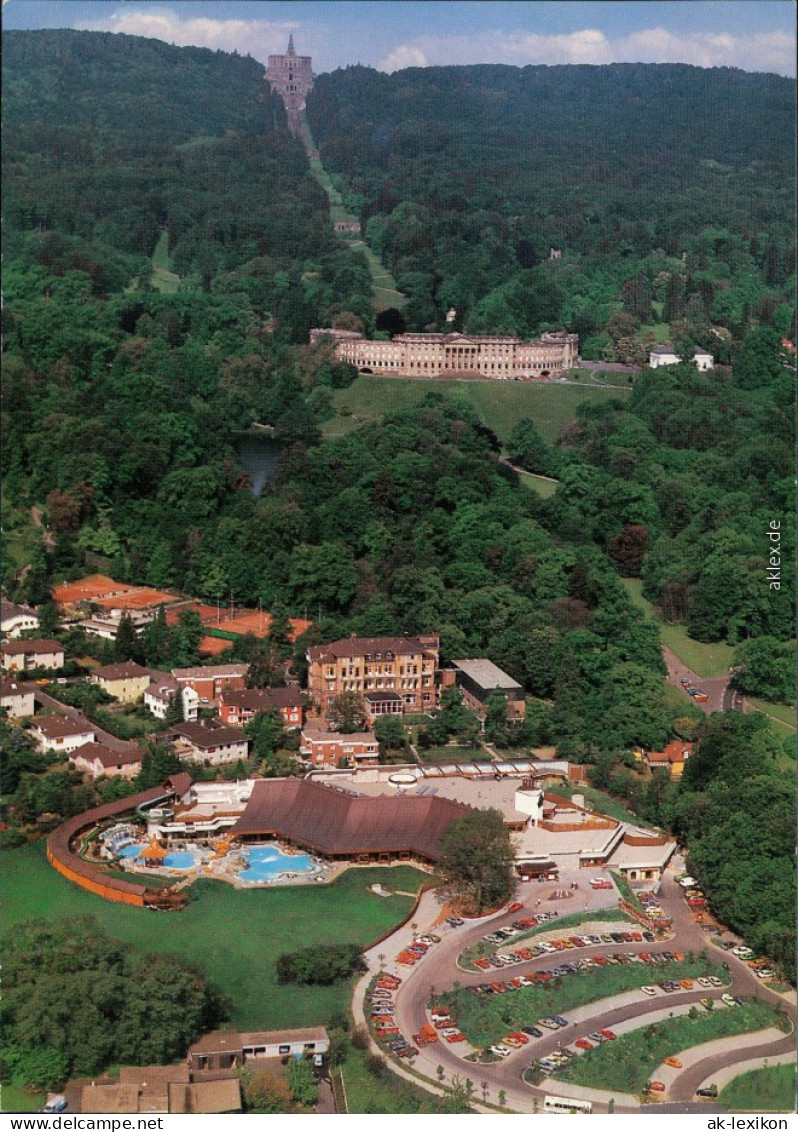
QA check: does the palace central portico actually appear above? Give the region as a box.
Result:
[310,328,579,379]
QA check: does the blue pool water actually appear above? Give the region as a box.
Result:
[237,844,317,883]
[118,844,199,870]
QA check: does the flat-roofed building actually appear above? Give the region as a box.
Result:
[446,658,526,720]
[307,635,439,720]
[189,1027,328,1073]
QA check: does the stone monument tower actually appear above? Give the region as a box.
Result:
[265,34,315,111]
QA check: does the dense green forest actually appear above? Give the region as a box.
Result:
[0,30,795,1021]
[309,62,795,352]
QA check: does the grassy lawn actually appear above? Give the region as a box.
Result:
[459,908,626,969]
[150,230,180,293]
[1,1085,46,1113]
[338,1044,449,1114]
[515,469,558,498]
[1,842,425,1030]
[745,697,796,731]
[324,377,629,445]
[438,956,727,1050]
[720,1063,797,1112]
[417,746,490,765]
[621,580,735,677]
[552,1002,788,1094]
[546,782,657,829]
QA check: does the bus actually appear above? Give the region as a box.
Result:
[543,1094,593,1114]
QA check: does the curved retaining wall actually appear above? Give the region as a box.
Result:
[46,773,192,907]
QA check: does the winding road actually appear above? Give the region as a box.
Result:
[353,863,795,1114]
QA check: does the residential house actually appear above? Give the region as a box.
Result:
[0,678,36,718]
[31,714,96,754]
[168,721,249,766]
[645,740,693,778]
[144,676,199,722]
[299,729,379,768]
[70,741,141,780]
[217,686,303,729]
[306,635,439,721]
[90,661,151,703]
[1,639,64,672]
[172,664,248,704]
[444,658,526,720]
[0,600,40,638]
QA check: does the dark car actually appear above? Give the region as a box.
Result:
[522,1026,543,1037]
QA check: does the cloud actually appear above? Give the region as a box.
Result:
[378,45,428,73]
[74,6,296,61]
[376,26,795,77]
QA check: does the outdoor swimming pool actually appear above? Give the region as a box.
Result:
[118,844,200,870]
[236,844,320,884]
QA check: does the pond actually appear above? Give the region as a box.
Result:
[238,431,279,495]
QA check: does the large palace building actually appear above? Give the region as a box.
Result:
[265,35,314,111]
[310,328,579,379]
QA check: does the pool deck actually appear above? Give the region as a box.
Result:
[111,839,332,889]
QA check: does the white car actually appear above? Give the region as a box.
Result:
[490,1044,512,1057]
[756,969,776,979]
[641,985,658,996]
[732,946,753,957]
[697,977,713,988]
[708,976,723,987]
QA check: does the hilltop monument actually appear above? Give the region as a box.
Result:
[265,34,314,112]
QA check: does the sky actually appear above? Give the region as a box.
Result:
[3,1,795,77]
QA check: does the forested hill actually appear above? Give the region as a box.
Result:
[308,63,795,336]
[3,29,330,278]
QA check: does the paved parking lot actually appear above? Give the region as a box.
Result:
[354,862,796,1114]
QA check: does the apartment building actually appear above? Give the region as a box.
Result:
[306,635,439,720]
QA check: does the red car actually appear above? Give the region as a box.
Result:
[598,1029,617,1040]
[446,1033,466,1043]
[575,1038,593,1050]
[507,902,523,913]
[474,958,491,970]
[648,1081,665,1093]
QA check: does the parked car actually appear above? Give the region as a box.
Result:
[522,1026,543,1038]
[648,1081,665,1093]
[575,1038,593,1051]
[507,902,523,913]
[490,1044,512,1057]
[664,1057,682,1068]
[641,985,658,996]
[708,976,723,987]
[598,1029,617,1040]
[721,994,737,1007]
